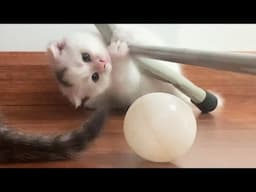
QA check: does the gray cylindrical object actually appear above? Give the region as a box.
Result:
[130,45,256,75]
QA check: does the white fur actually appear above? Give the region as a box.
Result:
[47,24,221,111]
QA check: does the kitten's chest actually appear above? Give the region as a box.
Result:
[109,59,141,99]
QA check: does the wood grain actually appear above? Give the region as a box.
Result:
[0,52,256,168]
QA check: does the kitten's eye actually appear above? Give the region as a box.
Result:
[91,72,99,82]
[82,53,91,62]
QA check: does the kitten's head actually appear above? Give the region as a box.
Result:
[47,32,112,108]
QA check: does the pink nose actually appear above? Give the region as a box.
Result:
[95,59,107,72]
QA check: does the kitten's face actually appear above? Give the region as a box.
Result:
[47,32,112,108]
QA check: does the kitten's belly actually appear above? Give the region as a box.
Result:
[110,72,180,106]
[110,57,185,106]
[109,63,141,104]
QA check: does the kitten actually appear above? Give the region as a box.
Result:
[0,25,221,163]
[47,24,190,111]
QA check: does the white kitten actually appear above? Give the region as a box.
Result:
[47,24,190,110]
[0,25,217,163]
[0,24,222,163]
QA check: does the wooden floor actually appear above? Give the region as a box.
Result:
[0,52,256,168]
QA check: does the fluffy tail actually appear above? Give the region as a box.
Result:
[0,108,108,163]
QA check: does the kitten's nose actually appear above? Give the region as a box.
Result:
[95,59,107,73]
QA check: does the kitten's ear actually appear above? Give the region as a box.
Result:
[47,39,66,59]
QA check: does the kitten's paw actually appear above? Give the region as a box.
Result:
[108,40,130,60]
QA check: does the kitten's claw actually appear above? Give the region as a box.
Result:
[108,40,130,60]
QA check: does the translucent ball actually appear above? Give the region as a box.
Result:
[123,92,197,163]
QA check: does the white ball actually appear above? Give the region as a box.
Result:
[123,92,197,163]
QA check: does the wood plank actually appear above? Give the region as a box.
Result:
[0,52,66,105]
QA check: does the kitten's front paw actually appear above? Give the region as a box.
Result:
[108,40,130,60]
